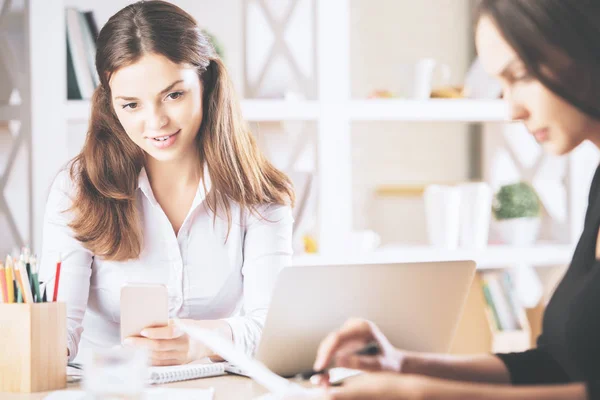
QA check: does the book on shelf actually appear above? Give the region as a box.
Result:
[480,271,524,331]
[83,11,99,41]
[66,8,99,100]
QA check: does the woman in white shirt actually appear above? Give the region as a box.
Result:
[40,0,294,366]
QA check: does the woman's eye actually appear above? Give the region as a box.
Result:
[122,103,138,110]
[167,91,184,100]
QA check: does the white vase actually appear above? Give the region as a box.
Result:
[424,185,462,249]
[495,217,541,246]
[458,182,493,249]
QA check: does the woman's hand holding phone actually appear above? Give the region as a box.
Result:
[123,319,209,366]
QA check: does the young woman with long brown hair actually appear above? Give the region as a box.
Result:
[40,0,294,366]
[307,1,600,399]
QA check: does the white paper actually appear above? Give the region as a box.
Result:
[173,319,309,397]
[44,387,214,400]
[254,388,326,400]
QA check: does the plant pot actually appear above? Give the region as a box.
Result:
[495,217,541,246]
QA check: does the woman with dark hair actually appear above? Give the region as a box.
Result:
[309,1,600,399]
[40,1,294,366]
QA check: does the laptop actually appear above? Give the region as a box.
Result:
[245,260,476,377]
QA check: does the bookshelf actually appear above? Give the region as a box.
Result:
[348,99,508,122]
[451,272,535,354]
[20,0,597,268]
[66,99,321,122]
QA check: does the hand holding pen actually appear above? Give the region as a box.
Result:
[311,319,407,386]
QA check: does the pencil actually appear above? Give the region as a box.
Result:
[14,262,33,304]
[16,286,22,303]
[30,255,41,303]
[5,255,14,303]
[18,260,34,304]
[0,262,6,303]
[53,254,62,302]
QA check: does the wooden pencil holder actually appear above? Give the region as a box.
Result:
[0,302,67,393]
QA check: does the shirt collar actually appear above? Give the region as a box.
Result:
[137,165,212,208]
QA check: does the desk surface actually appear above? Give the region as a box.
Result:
[1,375,285,400]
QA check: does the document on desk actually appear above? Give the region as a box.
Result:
[44,387,214,399]
[174,319,322,398]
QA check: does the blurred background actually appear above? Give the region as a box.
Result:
[2,0,600,351]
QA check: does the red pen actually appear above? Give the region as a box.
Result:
[53,254,62,302]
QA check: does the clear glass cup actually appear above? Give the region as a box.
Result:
[82,346,149,400]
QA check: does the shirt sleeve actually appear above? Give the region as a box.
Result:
[498,347,600,400]
[587,381,600,400]
[38,170,94,362]
[223,203,294,356]
[495,332,570,385]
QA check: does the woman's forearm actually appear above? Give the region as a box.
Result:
[402,351,511,384]
[429,380,588,400]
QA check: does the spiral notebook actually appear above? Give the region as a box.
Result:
[148,361,227,385]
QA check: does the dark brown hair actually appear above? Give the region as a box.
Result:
[69,0,295,261]
[476,0,600,118]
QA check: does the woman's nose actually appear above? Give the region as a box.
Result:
[146,108,169,130]
[504,89,529,122]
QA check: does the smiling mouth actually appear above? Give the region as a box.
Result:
[147,129,180,141]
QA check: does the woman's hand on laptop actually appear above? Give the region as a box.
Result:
[124,319,210,366]
[313,319,405,384]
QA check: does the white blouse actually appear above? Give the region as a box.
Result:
[39,168,293,362]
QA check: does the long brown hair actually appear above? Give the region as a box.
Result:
[476,0,600,119]
[69,0,295,261]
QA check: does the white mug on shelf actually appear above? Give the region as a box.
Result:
[458,182,493,249]
[424,185,461,250]
[401,58,451,100]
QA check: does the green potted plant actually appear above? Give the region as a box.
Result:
[492,182,542,245]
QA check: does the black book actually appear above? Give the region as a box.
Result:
[66,35,82,100]
[83,11,99,42]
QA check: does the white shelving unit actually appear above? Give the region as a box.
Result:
[293,244,575,269]
[22,0,595,270]
[348,99,508,122]
[67,99,322,122]
[0,105,22,120]
[67,99,508,123]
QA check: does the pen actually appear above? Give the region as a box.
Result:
[30,255,41,303]
[22,247,33,291]
[53,254,62,302]
[298,341,382,380]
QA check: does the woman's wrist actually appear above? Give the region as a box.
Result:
[398,349,424,374]
[183,319,233,361]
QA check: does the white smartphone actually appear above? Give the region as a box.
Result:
[120,283,169,343]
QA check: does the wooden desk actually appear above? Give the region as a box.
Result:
[1,374,285,399]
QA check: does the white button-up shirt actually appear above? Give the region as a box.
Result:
[39,168,293,362]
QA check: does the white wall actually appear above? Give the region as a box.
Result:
[349,0,473,244]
